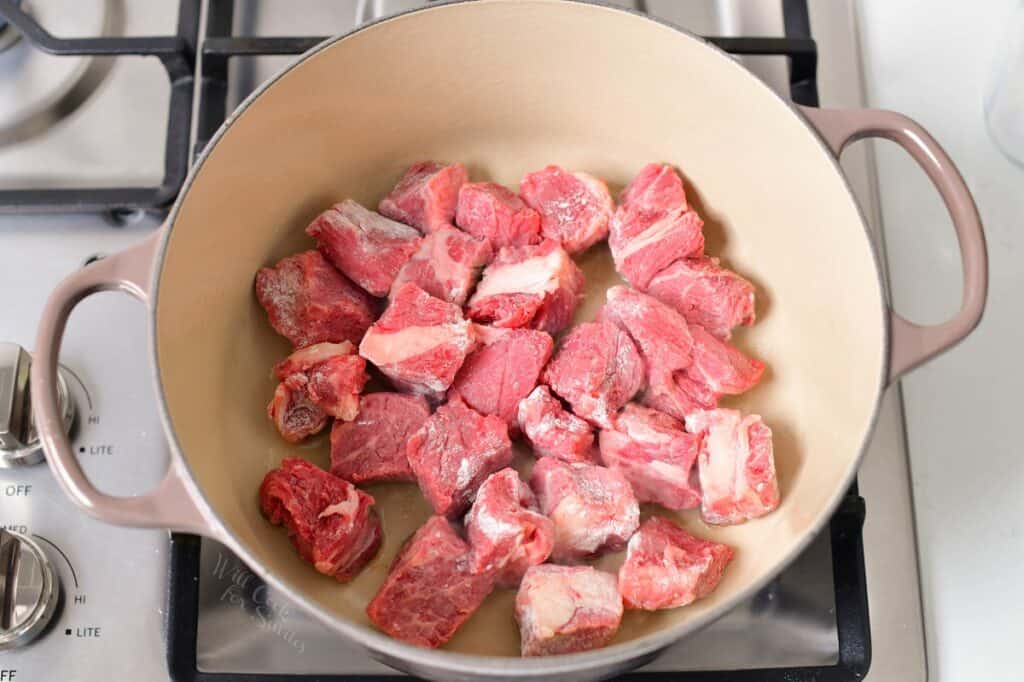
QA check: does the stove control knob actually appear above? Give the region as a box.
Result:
[0,529,60,650]
[0,342,75,468]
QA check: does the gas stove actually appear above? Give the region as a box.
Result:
[0,2,927,680]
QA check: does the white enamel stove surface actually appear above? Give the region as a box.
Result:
[0,1,926,680]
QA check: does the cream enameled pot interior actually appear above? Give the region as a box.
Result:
[154,0,886,661]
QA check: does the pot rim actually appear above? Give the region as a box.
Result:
[149,0,890,676]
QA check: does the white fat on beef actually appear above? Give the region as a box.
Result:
[470,248,568,299]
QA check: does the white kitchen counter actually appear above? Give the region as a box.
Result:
[855,2,1023,680]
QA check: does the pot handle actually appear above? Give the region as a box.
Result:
[30,231,216,536]
[799,105,988,384]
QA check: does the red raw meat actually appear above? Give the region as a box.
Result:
[517,386,597,464]
[599,286,701,422]
[267,375,329,443]
[542,320,645,429]
[610,163,705,289]
[448,325,553,431]
[378,161,468,234]
[367,516,495,648]
[617,516,733,610]
[467,240,584,335]
[515,565,623,657]
[529,457,639,563]
[455,181,541,248]
[685,409,779,525]
[306,199,422,297]
[390,224,492,305]
[519,165,613,254]
[259,458,382,582]
[644,324,765,421]
[274,341,368,421]
[465,468,555,587]
[254,250,376,348]
[329,392,430,484]
[646,257,756,340]
[598,403,702,510]
[359,283,477,400]
[406,396,513,518]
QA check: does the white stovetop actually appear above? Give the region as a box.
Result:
[856,1,1023,680]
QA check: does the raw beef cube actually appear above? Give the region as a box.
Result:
[467,240,584,335]
[598,404,702,510]
[306,199,422,297]
[645,324,766,420]
[617,516,733,610]
[378,161,468,234]
[683,323,765,401]
[517,386,597,463]
[542,321,645,429]
[515,565,623,656]
[255,250,376,348]
[465,468,555,587]
[329,392,430,484]
[406,396,513,517]
[609,163,705,289]
[267,375,329,443]
[448,325,553,431]
[274,342,368,421]
[259,458,382,582]
[359,283,477,400]
[599,286,699,422]
[367,516,495,648]
[530,457,639,563]
[455,181,541,248]
[519,166,613,254]
[685,409,779,525]
[390,225,492,305]
[646,257,756,340]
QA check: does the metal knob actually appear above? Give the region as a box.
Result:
[0,529,60,650]
[0,342,75,468]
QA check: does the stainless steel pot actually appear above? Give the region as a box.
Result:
[30,1,986,679]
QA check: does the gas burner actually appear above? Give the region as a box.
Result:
[0,0,117,147]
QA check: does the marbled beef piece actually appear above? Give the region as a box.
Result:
[359,283,476,400]
[517,386,597,464]
[465,468,555,587]
[599,286,702,422]
[273,341,368,421]
[306,199,422,297]
[390,224,492,305]
[617,516,733,610]
[267,375,329,443]
[329,392,430,484]
[598,403,702,510]
[367,516,494,648]
[467,240,584,335]
[455,181,541,248]
[406,396,513,518]
[609,163,705,289]
[378,161,468,234]
[685,409,779,525]
[646,256,756,340]
[259,458,382,582]
[542,320,645,429]
[255,250,376,348]
[529,457,639,563]
[448,325,553,432]
[515,565,623,656]
[520,165,613,254]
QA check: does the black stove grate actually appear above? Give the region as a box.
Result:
[0,0,199,214]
